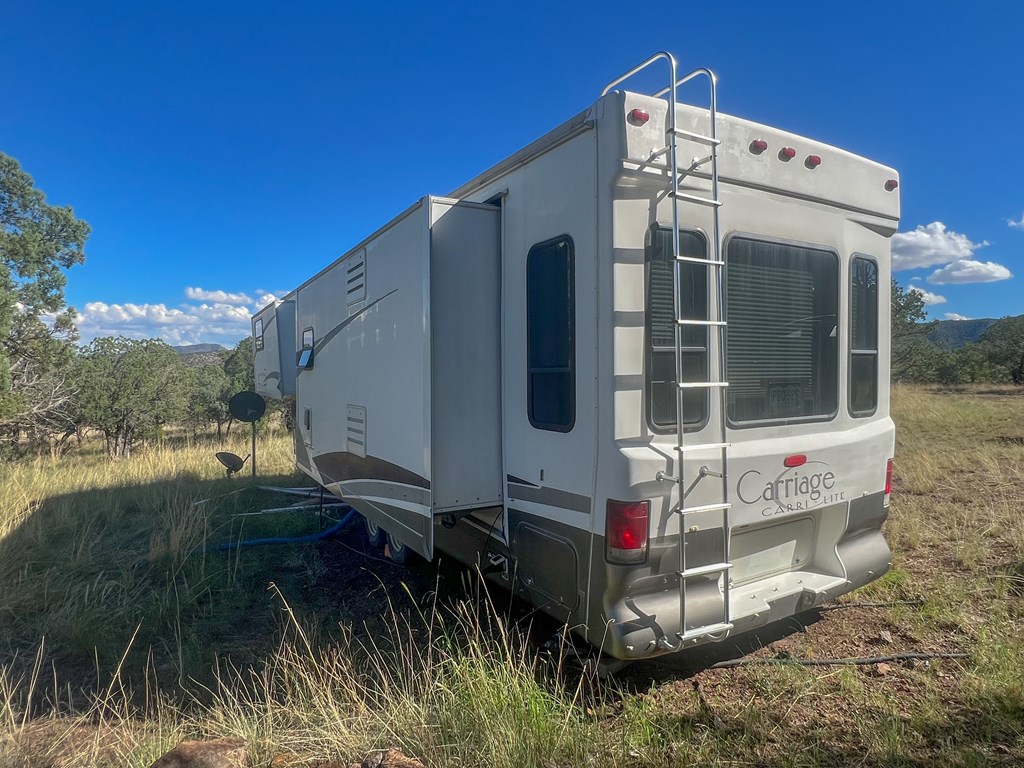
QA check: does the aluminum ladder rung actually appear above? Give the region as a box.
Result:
[669,127,721,147]
[677,562,732,579]
[677,381,729,389]
[674,442,729,452]
[676,255,725,266]
[676,319,726,327]
[678,622,734,642]
[676,502,732,515]
[669,190,722,207]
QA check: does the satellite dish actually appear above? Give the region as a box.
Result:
[216,451,250,477]
[229,391,266,422]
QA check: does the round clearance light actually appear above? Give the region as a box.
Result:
[783,454,808,468]
[628,108,650,125]
[805,154,822,169]
[885,179,899,191]
[779,146,797,160]
[750,139,768,154]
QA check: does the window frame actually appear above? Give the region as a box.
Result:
[848,253,880,418]
[526,234,576,433]
[723,232,842,429]
[254,318,264,351]
[644,225,711,435]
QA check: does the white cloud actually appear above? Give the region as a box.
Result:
[76,298,254,347]
[944,313,972,321]
[254,289,287,308]
[185,286,253,305]
[908,287,946,306]
[928,259,1013,285]
[892,222,987,271]
[1008,213,1024,230]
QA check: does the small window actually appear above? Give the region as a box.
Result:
[298,328,314,369]
[646,228,709,431]
[527,236,575,432]
[850,256,879,416]
[254,318,264,351]
[726,237,839,424]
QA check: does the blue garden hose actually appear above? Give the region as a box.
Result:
[207,507,357,553]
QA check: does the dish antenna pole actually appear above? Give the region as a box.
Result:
[229,391,267,477]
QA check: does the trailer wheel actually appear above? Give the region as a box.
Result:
[364,516,387,548]
[386,531,412,565]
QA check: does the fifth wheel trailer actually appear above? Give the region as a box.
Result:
[252,52,900,660]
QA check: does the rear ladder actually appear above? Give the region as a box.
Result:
[603,53,733,650]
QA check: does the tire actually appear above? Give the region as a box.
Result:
[365,516,387,548]
[386,531,412,565]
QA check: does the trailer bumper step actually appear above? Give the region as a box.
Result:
[677,562,732,579]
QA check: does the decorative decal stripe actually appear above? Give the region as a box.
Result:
[313,450,430,490]
[297,289,398,371]
[506,483,592,515]
[339,479,431,508]
[506,474,540,489]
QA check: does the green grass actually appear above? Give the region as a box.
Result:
[0,387,1022,766]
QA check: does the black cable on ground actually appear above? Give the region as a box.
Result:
[709,651,968,669]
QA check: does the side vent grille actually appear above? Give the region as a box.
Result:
[347,405,366,458]
[345,248,367,309]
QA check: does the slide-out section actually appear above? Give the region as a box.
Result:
[293,198,502,559]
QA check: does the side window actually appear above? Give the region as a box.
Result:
[254,318,264,351]
[646,228,709,431]
[526,236,575,432]
[850,256,879,416]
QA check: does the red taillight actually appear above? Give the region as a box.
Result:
[784,454,807,468]
[750,139,768,154]
[606,499,649,564]
[885,179,899,191]
[628,108,650,125]
[805,154,821,168]
[884,459,894,505]
[780,146,797,160]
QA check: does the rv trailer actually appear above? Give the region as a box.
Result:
[252,53,899,660]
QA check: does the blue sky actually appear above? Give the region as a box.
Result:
[2,0,1021,345]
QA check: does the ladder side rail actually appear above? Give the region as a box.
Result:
[600,51,678,97]
[705,71,732,627]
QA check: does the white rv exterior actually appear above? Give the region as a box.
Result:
[256,54,900,660]
[253,293,296,401]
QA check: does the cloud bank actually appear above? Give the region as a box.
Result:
[928,260,1013,285]
[76,286,287,347]
[893,221,1013,287]
[892,222,987,271]
[908,287,946,306]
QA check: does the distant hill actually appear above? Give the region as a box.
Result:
[928,319,998,350]
[172,343,226,355]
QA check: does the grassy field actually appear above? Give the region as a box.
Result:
[0,386,1022,767]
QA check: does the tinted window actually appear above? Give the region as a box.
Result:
[850,256,879,416]
[647,228,709,429]
[726,238,839,424]
[527,236,575,431]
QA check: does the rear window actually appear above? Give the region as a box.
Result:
[850,256,879,416]
[646,228,709,430]
[726,237,839,424]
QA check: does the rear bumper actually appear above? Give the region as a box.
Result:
[595,493,891,660]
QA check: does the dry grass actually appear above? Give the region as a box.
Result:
[0,387,1022,767]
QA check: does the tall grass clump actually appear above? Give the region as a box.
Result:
[199,587,600,768]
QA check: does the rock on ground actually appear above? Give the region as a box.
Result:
[149,737,247,768]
